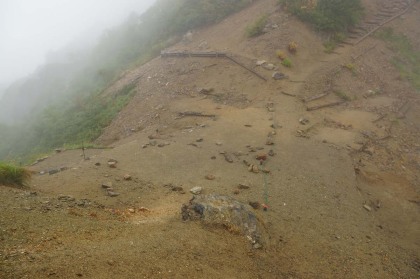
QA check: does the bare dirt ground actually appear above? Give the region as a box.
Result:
[1,0,419,278]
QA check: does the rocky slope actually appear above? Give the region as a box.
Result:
[1,0,419,278]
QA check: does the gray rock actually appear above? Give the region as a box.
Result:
[181,194,264,246]
[256,60,266,66]
[272,72,286,80]
[190,186,203,195]
[299,117,309,125]
[58,195,75,202]
[363,204,372,212]
[262,63,275,70]
[107,191,120,197]
[107,161,117,168]
[102,182,113,189]
[48,169,60,175]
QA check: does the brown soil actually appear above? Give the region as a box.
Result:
[1,0,419,278]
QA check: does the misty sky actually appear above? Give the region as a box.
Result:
[0,0,155,90]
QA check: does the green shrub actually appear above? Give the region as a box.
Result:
[279,0,363,32]
[0,163,31,187]
[281,58,292,67]
[375,28,420,91]
[246,15,268,37]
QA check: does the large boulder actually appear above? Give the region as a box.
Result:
[181,194,264,248]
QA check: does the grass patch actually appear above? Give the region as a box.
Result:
[375,27,420,91]
[334,90,352,101]
[0,163,31,187]
[63,143,109,150]
[281,58,292,67]
[245,14,268,37]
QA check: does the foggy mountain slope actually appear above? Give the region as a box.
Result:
[1,0,420,278]
[0,0,254,160]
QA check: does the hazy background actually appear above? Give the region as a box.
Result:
[0,0,156,97]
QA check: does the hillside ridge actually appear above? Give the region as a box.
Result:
[1,0,419,278]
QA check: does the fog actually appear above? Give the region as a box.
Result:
[0,0,156,96]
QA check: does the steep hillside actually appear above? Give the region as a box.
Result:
[1,0,419,278]
[0,0,254,161]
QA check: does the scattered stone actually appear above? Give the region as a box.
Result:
[205,174,216,180]
[243,160,251,167]
[123,174,132,181]
[181,194,264,247]
[149,140,157,146]
[59,166,68,171]
[233,190,240,195]
[364,147,375,156]
[55,149,63,153]
[248,165,260,173]
[115,177,121,182]
[94,162,101,166]
[248,201,261,209]
[190,186,203,195]
[102,182,113,189]
[244,124,252,127]
[211,156,216,160]
[223,153,234,163]
[48,169,60,175]
[268,150,275,157]
[128,208,135,213]
[39,171,46,175]
[262,63,275,70]
[138,207,150,212]
[196,138,204,142]
[238,184,250,190]
[256,154,267,161]
[256,60,266,66]
[253,243,263,249]
[108,162,117,168]
[266,138,274,145]
[148,134,162,140]
[107,191,120,197]
[272,72,286,80]
[299,117,309,125]
[77,200,87,207]
[158,143,169,148]
[198,88,214,94]
[172,186,184,193]
[363,204,372,212]
[58,195,75,202]
[233,151,244,157]
[216,142,223,146]
[142,144,149,149]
